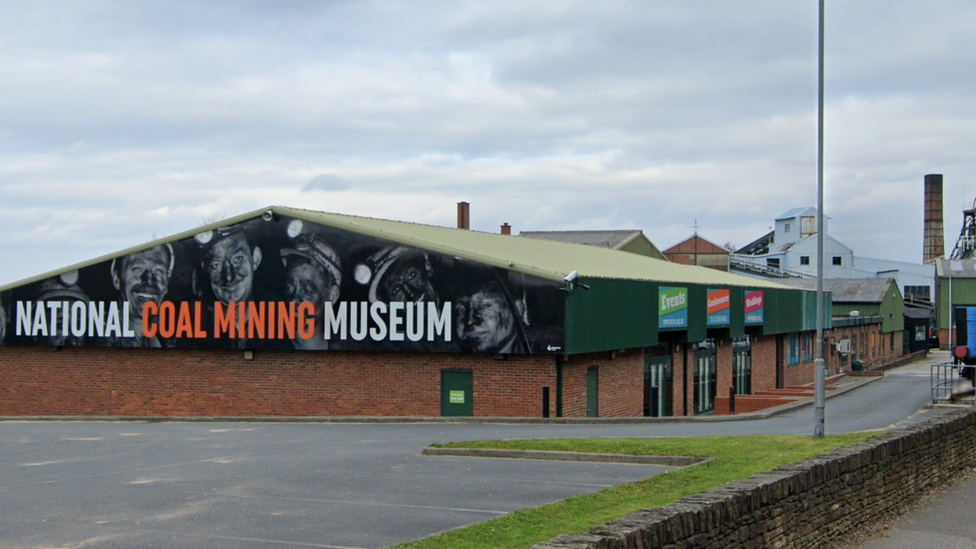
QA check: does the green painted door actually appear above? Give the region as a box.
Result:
[441,370,473,417]
[586,367,599,417]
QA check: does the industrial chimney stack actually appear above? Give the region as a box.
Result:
[923,174,945,265]
[457,201,470,230]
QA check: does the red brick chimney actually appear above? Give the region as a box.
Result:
[457,202,470,230]
[923,174,944,265]
[501,223,511,235]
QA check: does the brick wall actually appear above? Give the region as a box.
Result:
[0,346,558,417]
[559,351,643,418]
[670,344,689,416]
[597,350,643,417]
[751,335,779,392]
[826,322,899,372]
[715,338,733,406]
[560,358,588,418]
[534,409,976,549]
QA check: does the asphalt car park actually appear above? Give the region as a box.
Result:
[0,421,679,549]
[0,358,948,548]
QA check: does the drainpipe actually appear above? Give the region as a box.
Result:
[682,343,689,416]
[555,355,563,418]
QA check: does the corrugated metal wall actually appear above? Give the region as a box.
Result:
[937,277,976,330]
[564,279,823,354]
[619,237,667,261]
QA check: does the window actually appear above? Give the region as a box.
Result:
[785,223,791,233]
[832,256,842,266]
[904,285,931,302]
[800,256,810,266]
[803,333,814,361]
[788,334,801,365]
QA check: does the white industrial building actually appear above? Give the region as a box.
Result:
[732,206,934,303]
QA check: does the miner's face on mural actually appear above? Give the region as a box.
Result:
[454,285,520,353]
[285,259,339,308]
[378,252,434,303]
[113,246,171,319]
[206,233,262,304]
[282,234,342,312]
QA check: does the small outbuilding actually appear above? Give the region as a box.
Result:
[663,234,730,271]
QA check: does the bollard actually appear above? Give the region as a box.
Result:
[542,386,550,418]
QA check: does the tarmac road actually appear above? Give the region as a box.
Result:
[0,354,952,549]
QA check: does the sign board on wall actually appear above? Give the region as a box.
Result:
[0,215,565,355]
[707,289,731,327]
[659,287,688,329]
[745,290,765,324]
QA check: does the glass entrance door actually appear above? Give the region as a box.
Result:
[694,340,717,414]
[644,354,673,417]
[733,336,752,396]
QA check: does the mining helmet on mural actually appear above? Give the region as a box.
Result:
[193,225,245,248]
[36,271,89,302]
[280,220,343,286]
[354,246,436,303]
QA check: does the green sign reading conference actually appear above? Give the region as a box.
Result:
[659,286,689,329]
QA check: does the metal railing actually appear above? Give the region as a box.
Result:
[729,255,811,279]
[930,362,971,403]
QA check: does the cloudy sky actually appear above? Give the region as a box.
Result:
[2,1,975,285]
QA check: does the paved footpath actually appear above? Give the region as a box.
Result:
[837,473,976,549]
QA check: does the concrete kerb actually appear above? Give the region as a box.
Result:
[420,447,713,467]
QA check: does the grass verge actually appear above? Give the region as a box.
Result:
[389,432,876,549]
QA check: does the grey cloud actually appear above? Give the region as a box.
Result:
[302,173,351,192]
[2,0,976,285]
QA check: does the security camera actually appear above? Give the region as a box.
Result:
[564,270,579,283]
[262,210,274,222]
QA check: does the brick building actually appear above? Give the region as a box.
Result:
[0,206,829,418]
[663,234,730,271]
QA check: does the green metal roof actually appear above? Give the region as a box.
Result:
[1,205,791,292]
[279,207,787,289]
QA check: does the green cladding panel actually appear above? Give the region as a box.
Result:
[686,285,707,343]
[879,284,905,333]
[800,289,833,332]
[936,278,976,330]
[618,237,667,261]
[564,278,819,353]
[758,287,824,335]
[564,278,658,354]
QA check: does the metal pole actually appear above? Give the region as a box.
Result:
[814,0,827,438]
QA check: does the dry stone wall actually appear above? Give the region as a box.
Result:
[533,409,976,549]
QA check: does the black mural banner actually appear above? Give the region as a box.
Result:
[0,216,565,354]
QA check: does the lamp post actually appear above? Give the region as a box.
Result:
[814,0,827,439]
